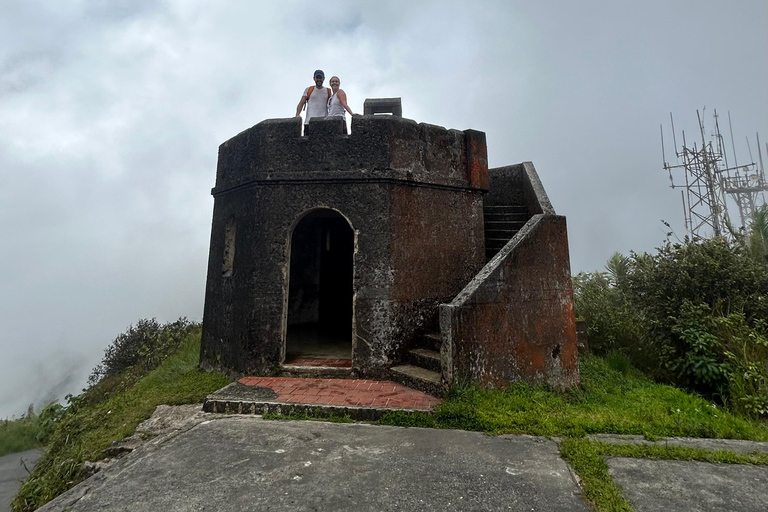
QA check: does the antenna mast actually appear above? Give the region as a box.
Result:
[660,109,767,238]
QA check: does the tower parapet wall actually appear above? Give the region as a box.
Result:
[214,115,488,194]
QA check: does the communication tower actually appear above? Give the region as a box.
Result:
[660,109,767,238]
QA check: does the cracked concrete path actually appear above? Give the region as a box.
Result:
[1,449,41,512]
[37,415,588,512]
[608,457,768,512]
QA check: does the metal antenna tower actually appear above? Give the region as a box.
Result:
[660,109,767,238]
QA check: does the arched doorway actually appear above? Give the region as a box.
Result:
[285,209,354,365]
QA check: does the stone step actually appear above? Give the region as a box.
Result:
[484,219,527,228]
[419,332,442,352]
[486,237,515,247]
[484,228,520,239]
[389,365,444,397]
[280,365,353,379]
[407,348,441,373]
[484,209,528,217]
[484,214,529,223]
[484,205,528,213]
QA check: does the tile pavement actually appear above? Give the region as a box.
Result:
[238,376,441,411]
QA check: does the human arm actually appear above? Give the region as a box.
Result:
[295,88,309,117]
[337,89,355,115]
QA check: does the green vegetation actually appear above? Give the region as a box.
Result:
[88,317,201,387]
[12,324,229,512]
[573,234,767,419]
[380,354,766,440]
[559,438,767,512]
[0,415,43,457]
[1,399,67,457]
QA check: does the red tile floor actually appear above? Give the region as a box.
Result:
[238,377,441,411]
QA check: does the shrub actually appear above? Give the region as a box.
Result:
[35,401,67,445]
[88,318,199,386]
[666,302,767,417]
[572,265,655,372]
[626,236,767,327]
[574,237,768,418]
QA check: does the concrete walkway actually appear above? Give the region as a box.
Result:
[1,449,41,512]
[608,457,767,512]
[38,415,587,512]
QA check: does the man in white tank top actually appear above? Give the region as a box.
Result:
[295,70,330,129]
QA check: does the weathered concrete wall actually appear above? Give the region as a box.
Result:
[439,162,577,388]
[201,115,487,378]
[382,186,485,365]
[485,162,553,214]
[213,116,487,191]
[440,214,579,388]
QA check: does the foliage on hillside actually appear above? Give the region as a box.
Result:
[0,414,42,458]
[11,322,229,512]
[88,317,200,386]
[573,229,768,419]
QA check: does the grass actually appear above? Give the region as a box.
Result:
[0,417,44,457]
[559,438,767,512]
[11,329,229,512]
[379,354,767,441]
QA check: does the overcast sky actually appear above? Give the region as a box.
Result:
[1,0,766,418]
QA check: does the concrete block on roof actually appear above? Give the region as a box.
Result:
[363,97,402,116]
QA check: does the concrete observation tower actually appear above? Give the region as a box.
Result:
[200,98,579,394]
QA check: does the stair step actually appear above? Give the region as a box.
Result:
[484,211,528,218]
[484,205,528,213]
[484,220,527,228]
[485,229,519,238]
[416,332,440,352]
[486,237,516,245]
[280,366,353,379]
[486,234,519,245]
[390,365,444,397]
[408,348,441,373]
[484,214,528,223]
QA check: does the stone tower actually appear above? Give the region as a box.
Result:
[201,103,579,392]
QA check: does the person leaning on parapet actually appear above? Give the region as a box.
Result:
[327,76,355,118]
[295,69,330,129]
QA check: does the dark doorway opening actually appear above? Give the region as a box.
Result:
[285,210,353,365]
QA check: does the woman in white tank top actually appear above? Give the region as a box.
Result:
[327,76,355,118]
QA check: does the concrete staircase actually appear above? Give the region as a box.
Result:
[484,205,529,261]
[388,204,532,396]
[389,332,444,397]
